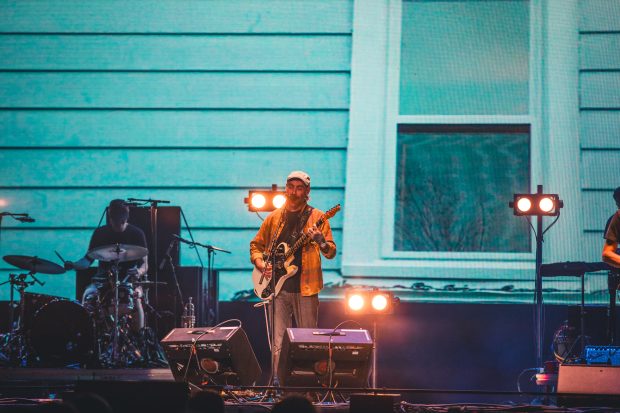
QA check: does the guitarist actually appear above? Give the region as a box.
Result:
[603,187,620,344]
[250,171,337,377]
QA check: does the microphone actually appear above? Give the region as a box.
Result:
[172,234,194,246]
[127,197,170,204]
[159,238,178,270]
[15,216,35,223]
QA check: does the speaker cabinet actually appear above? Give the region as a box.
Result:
[558,364,620,407]
[161,326,261,386]
[127,206,181,280]
[278,328,373,387]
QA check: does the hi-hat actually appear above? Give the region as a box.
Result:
[3,255,65,275]
[88,244,148,263]
[133,281,168,287]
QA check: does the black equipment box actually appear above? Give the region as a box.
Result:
[585,345,620,366]
[278,328,373,387]
[161,326,261,386]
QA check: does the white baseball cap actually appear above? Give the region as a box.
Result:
[287,170,311,187]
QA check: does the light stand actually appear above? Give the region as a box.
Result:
[509,185,563,369]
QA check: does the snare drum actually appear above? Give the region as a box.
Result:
[103,282,136,315]
[30,299,94,365]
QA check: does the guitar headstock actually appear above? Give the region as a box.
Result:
[323,204,341,220]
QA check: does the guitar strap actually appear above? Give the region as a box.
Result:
[296,205,314,238]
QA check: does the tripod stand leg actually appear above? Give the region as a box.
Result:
[608,272,618,345]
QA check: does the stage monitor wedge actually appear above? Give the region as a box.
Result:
[278,327,373,387]
[161,326,261,387]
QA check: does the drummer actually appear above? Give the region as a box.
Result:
[64,199,148,331]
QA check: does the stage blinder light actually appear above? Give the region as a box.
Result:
[348,294,365,311]
[539,197,555,213]
[509,192,562,217]
[371,293,389,311]
[272,194,286,209]
[244,184,287,212]
[250,193,266,209]
[345,289,397,315]
[516,197,532,213]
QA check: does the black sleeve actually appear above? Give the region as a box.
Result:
[605,212,620,243]
[88,227,105,250]
[137,228,147,248]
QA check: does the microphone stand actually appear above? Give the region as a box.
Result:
[159,239,184,325]
[174,235,231,326]
[0,211,35,357]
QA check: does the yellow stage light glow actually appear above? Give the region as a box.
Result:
[371,294,389,311]
[516,198,532,213]
[347,294,365,311]
[272,194,286,209]
[539,197,555,213]
[250,194,266,209]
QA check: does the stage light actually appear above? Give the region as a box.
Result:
[348,294,365,312]
[509,192,563,216]
[244,184,286,212]
[250,193,266,209]
[344,289,397,315]
[273,194,286,209]
[371,294,389,311]
[539,197,554,213]
[516,197,532,213]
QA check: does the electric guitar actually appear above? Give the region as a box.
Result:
[252,204,341,301]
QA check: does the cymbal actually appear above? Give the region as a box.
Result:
[133,281,167,287]
[3,255,65,275]
[87,244,148,263]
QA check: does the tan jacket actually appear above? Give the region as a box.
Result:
[250,206,336,296]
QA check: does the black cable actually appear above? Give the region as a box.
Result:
[180,207,204,268]
[542,210,561,236]
[325,320,364,390]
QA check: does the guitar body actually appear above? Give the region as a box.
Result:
[252,242,299,301]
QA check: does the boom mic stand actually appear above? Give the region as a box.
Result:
[173,235,230,326]
[159,238,184,325]
[0,211,35,361]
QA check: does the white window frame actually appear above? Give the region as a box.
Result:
[382,0,540,262]
[341,0,584,282]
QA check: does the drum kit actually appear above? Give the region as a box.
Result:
[0,243,168,368]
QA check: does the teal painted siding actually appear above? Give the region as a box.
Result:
[0,0,352,300]
[578,0,620,260]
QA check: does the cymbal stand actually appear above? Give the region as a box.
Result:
[0,271,43,365]
[110,256,122,366]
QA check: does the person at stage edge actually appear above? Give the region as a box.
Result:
[250,171,337,376]
[603,187,620,269]
[64,199,149,331]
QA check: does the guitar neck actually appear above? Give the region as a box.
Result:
[283,217,325,260]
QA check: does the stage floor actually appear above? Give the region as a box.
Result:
[0,367,614,413]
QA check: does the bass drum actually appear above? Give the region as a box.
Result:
[30,299,95,366]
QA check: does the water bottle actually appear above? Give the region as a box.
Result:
[182,297,196,328]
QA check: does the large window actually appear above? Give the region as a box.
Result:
[386,0,534,258]
[395,124,531,253]
[399,0,530,115]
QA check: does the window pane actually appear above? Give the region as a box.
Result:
[394,125,530,252]
[400,0,529,115]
